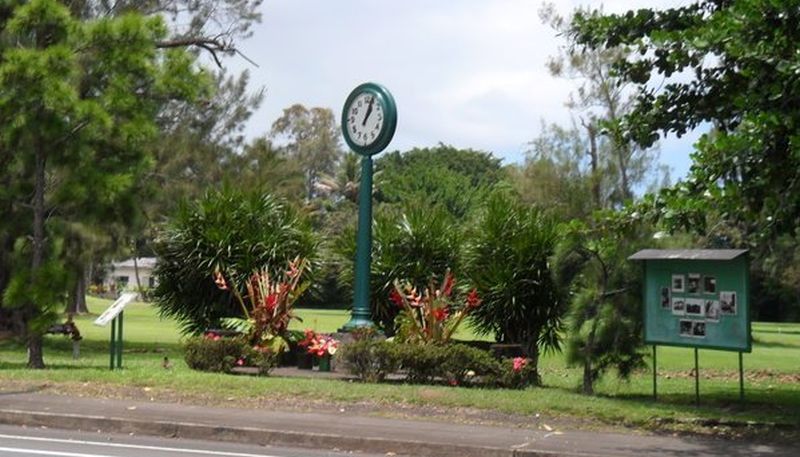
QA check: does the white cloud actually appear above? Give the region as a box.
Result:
[222,0,699,175]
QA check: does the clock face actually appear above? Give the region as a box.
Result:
[342,83,397,156]
[345,92,384,147]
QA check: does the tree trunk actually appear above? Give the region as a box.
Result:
[27,144,47,369]
[133,254,143,293]
[68,264,89,315]
[584,120,602,209]
[522,334,543,386]
[582,303,601,395]
[582,357,594,395]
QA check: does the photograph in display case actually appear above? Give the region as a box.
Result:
[705,299,720,322]
[685,298,704,317]
[672,274,685,292]
[720,291,737,316]
[672,297,685,315]
[688,273,701,293]
[660,287,671,309]
[704,275,717,294]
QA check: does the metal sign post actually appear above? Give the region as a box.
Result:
[94,292,137,370]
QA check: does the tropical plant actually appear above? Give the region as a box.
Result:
[333,203,460,334]
[213,257,309,352]
[390,271,481,344]
[463,191,564,385]
[152,188,318,334]
[553,214,648,395]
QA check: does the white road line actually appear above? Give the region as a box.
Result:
[0,434,277,457]
[0,447,117,457]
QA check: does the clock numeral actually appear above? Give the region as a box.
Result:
[351,108,357,115]
[374,124,380,130]
[349,116,355,123]
[371,132,376,139]
[357,100,362,107]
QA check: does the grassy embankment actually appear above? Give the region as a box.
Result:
[1,296,798,436]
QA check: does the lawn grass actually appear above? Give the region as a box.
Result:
[1,297,799,437]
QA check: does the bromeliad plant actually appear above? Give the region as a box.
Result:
[390,271,481,344]
[213,257,310,352]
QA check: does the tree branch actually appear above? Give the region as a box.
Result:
[156,37,233,68]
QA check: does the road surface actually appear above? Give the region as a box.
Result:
[0,424,388,457]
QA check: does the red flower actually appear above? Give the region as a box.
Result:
[432,307,449,322]
[389,289,404,308]
[236,358,245,366]
[512,357,527,373]
[264,293,278,312]
[213,271,228,290]
[466,288,481,309]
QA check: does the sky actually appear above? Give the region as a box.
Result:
[223,0,701,180]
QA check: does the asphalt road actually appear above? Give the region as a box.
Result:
[0,424,389,457]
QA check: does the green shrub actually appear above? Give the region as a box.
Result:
[183,335,244,373]
[488,357,538,389]
[240,345,278,375]
[437,344,499,386]
[337,339,401,383]
[153,188,318,335]
[397,343,446,384]
[463,190,564,385]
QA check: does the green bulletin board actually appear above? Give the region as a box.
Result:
[632,250,751,353]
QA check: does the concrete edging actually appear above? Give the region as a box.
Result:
[0,409,564,457]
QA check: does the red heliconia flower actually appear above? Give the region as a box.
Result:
[512,357,527,373]
[432,307,449,322]
[466,288,481,309]
[264,293,278,312]
[442,272,455,297]
[389,288,404,308]
[213,271,228,290]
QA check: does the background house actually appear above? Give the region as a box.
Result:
[105,257,158,292]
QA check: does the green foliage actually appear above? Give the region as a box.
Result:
[376,145,504,219]
[270,104,343,200]
[333,204,460,334]
[569,0,800,243]
[0,0,205,367]
[436,343,499,386]
[336,338,402,383]
[183,335,244,373]
[488,357,538,390]
[396,343,500,386]
[463,190,564,383]
[152,188,318,335]
[553,214,648,394]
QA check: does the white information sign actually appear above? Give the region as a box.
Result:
[93,292,138,327]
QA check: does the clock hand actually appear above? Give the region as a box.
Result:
[362,98,375,126]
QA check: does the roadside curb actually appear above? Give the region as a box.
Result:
[0,409,564,457]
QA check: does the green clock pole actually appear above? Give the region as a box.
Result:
[340,82,397,331]
[342,156,375,330]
